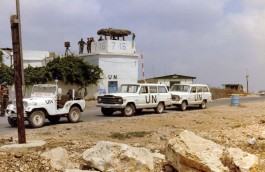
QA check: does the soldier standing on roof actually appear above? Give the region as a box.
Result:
[86,37,91,53]
[0,82,9,116]
[78,38,86,54]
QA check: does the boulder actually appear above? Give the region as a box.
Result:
[41,147,75,171]
[165,130,258,172]
[82,141,154,172]
[222,148,259,172]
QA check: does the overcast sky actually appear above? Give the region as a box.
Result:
[1,0,265,92]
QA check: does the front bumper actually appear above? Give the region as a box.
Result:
[96,103,126,109]
[5,104,27,118]
[171,100,182,105]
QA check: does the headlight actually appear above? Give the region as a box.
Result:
[98,97,102,102]
[171,95,180,101]
[118,98,123,104]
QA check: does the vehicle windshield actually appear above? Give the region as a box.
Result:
[170,85,190,92]
[31,85,57,97]
[118,84,139,93]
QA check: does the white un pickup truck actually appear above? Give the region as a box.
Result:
[169,84,212,111]
[5,84,86,128]
[96,83,172,117]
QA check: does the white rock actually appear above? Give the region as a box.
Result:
[41,147,75,171]
[165,130,228,172]
[248,138,256,145]
[165,130,258,172]
[223,148,259,172]
[82,141,154,172]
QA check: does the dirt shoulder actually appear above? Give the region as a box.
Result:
[1,101,265,171]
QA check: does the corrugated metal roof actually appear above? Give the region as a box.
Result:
[147,74,196,80]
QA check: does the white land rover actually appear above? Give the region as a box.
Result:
[169,84,212,111]
[6,84,86,128]
[96,83,172,116]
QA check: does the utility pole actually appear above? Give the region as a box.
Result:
[10,0,26,144]
[246,68,249,94]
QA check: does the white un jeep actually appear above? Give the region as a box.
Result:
[96,83,172,116]
[6,84,86,128]
[169,84,212,111]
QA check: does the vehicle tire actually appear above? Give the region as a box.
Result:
[122,104,135,117]
[200,100,207,109]
[101,107,114,116]
[8,117,17,127]
[67,106,81,123]
[155,102,165,114]
[135,109,143,114]
[47,115,61,124]
[180,101,187,111]
[28,110,45,128]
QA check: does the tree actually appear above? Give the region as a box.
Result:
[24,65,51,85]
[0,54,102,87]
[0,63,14,85]
[0,50,3,63]
[45,55,102,87]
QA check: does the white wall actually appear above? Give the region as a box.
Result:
[81,52,138,95]
[92,40,136,54]
[99,55,138,93]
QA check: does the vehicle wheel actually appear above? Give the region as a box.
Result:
[68,106,81,123]
[200,100,207,109]
[8,117,17,127]
[155,102,165,114]
[180,101,187,111]
[122,104,135,117]
[135,109,143,114]
[47,115,61,124]
[101,107,114,116]
[28,110,45,128]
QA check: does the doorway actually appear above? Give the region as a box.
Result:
[108,81,118,93]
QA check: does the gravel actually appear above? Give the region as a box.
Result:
[1,101,265,171]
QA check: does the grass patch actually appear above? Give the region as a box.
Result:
[110,131,151,140]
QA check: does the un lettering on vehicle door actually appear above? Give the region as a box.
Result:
[194,93,203,101]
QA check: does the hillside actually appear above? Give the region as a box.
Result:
[210,87,246,99]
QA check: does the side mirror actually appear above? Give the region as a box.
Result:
[58,88,62,95]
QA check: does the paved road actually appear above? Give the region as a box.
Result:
[1,96,265,135]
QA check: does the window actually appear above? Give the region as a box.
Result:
[170,85,190,92]
[191,87,196,93]
[149,86,158,93]
[140,86,148,94]
[158,86,167,93]
[197,87,203,93]
[119,84,139,93]
[203,86,209,92]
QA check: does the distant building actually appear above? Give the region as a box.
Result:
[0,48,55,68]
[223,84,244,91]
[138,74,196,88]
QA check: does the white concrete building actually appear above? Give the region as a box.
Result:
[0,48,54,68]
[80,39,139,96]
[138,74,196,89]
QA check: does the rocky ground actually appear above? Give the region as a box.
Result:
[1,100,265,171]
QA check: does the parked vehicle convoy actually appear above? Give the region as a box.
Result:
[96,83,172,116]
[5,84,86,128]
[169,84,212,111]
